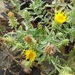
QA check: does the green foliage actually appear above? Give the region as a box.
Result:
[1,0,75,74]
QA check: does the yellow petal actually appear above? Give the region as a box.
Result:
[25,50,36,63]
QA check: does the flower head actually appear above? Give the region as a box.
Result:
[23,35,36,49]
[25,50,36,63]
[45,44,56,55]
[54,10,67,24]
[8,11,14,18]
[23,35,33,44]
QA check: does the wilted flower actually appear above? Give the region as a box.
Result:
[23,35,36,49]
[24,50,37,63]
[44,44,56,55]
[23,35,33,44]
[21,60,32,74]
[54,10,67,24]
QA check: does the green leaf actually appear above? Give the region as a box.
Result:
[38,54,46,64]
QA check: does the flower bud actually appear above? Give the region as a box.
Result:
[56,32,63,37]
[23,9,30,21]
[62,39,69,46]
[8,11,18,29]
[1,37,14,46]
[16,42,23,49]
[59,66,73,75]
[8,11,14,18]
[59,71,74,75]
[2,37,14,43]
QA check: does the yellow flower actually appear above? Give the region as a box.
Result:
[25,50,36,63]
[54,10,67,24]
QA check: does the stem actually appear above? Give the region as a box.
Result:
[51,59,60,72]
[6,49,24,69]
